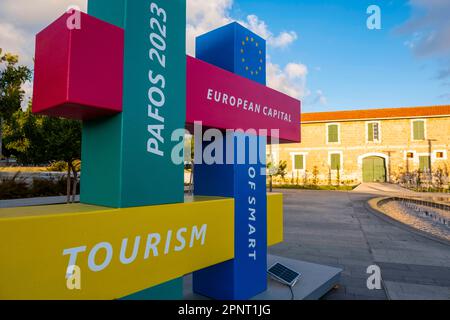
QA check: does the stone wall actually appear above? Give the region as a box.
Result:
[273,116,450,185]
[0,172,67,185]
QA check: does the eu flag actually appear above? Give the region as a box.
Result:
[196,22,266,85]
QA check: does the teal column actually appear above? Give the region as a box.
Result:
[82,0,186,208]
[84,0,186,299]
[121,279,183,301]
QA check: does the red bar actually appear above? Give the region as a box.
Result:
[33,12,124,120]
[186,56,301,143]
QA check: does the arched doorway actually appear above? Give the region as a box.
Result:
[362,156,386,182]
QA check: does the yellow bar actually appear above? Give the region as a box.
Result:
[267,193,284,246]
[0,198,234,300]
[0,193,284,300]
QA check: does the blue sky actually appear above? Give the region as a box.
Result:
[1,0,449,112]
[228,0,450,112]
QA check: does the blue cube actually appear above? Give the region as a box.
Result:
[196,22,267,85]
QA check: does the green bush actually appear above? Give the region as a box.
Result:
[47,161,68,172]
[30,177,68,198]
[47,160,81,173]
[0,175,79,200]
[0,173,29,200]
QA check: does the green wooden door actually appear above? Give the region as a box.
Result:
[362,157,386,182]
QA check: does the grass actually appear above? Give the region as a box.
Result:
[272,184,359,191]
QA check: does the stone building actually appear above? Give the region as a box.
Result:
[274,105,450,185]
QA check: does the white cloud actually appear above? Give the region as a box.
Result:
[0,0,87,65]
[269,31,298,48]
[402,0,450,56]
[243,15,298,49]
[267,61,309,99]
[311,90,328,106]
[0,0,316,107]
[0,23,30,64]
[186,0,312,102]
[186,3,299,55]
[285,63,308,79]
[186,0,234,55]
[399,0,450,99]
[0,1,86,109]
[21,80,33,109]
[243,15,271,40]
[0,22,35,108]
[0,0,87,29]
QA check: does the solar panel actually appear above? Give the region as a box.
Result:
[268,263,301,287]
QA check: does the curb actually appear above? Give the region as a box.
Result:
[365,197,450,247]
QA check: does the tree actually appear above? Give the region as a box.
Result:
[41,115,82,202]
[3,107,46,164]
[312,166,319,186]
[335,163,341,186]
[4,105,82,202]
[267,160,287,192]
[0,49,32,157]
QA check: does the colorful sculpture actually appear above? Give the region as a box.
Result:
[0,0,300,300]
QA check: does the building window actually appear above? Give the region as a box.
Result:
[330,153,342,171]
[412,120,426,141]
[291,153,306,171]
[367,122,380,142]
[433,150,447,161]
[327,124,340,143]
[419,155,431,172]
[406,151,415,159]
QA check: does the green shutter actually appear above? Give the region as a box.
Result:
[331,153,341,170]
[328,125,339,143]
[368,123,374,142]
[413,121,425,140]
[294,155,304,170]
[419,156,430,171]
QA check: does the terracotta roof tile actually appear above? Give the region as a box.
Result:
[302,105,450,123]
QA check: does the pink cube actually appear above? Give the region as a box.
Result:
[32,11,124,120]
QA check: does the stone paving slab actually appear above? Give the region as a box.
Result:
[5,188,448,300]
[377,262,450,287]
[184,255,342,300]
[270,189,450,300]
[384,281,450,300]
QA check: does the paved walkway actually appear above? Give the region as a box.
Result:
[269,188,450,300]
[354,182,450,202]
[353,182,416,195]
[2,186,449,299]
